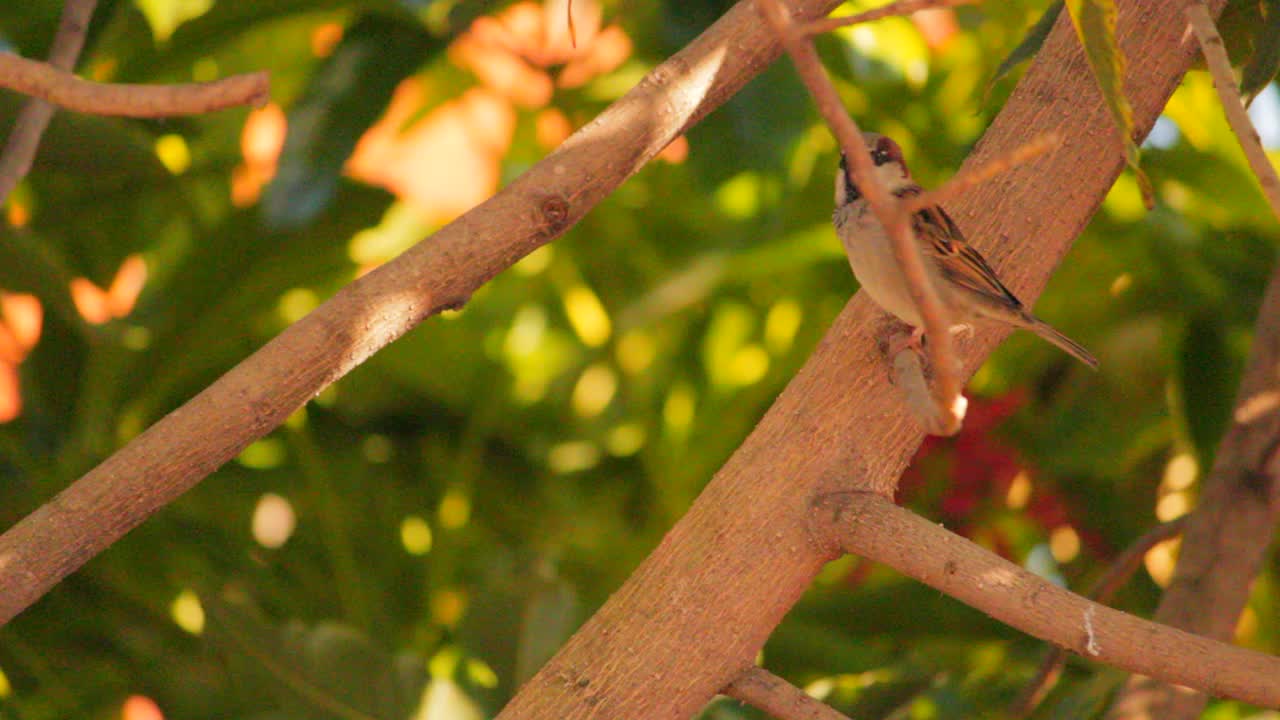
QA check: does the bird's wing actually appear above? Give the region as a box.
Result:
[896,186,1023,310]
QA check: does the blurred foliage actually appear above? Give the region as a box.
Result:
[0,0,1277,718]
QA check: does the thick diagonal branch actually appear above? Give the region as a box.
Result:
[0,0,848,629]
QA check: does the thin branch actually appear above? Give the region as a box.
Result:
[1010,517,1188,717]
[757,0,963,435]
[801,0,974,36]
[0,0,98,204]
[0,54,269,118]
[812,492,1280,708]
[901,133,1061,216]
[723,667,855,720]
[1186,1,1280,221]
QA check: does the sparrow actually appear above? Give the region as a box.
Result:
[833,132,1098,370]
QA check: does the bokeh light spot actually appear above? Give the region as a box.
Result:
[1144,537,1180,588]
[311,22,343,57]
[465,658,499,688]
[764,299,802,355]
[277,288,319,324]
[563,285,611,347]
[401,515,433,555]
[155,134,191,175]
[170,590,205,635]
[504,304,547,359]
[1005,470,1031,509]
[514,245,554,276]
[252,493,296,549]
[430,589,467,627]
[606,423,646,456]
[571,363,616,418]
[1156,491,1192,522]
[663,383,696,436]
[548,441,601,473]
[122,695,164,720]
[726,345,769,386]
[1161,453,1198,492]
[238,438,286,469]
[439,489,471,530]
[616,330,655,375]
[1048,525,1080,564]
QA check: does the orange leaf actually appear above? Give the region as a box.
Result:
[107,254,148,318]
[0,292,42,352]
[348,86,515,223]
[71,278,111,325]
[0,362,20,422]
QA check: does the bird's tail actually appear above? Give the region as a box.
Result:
[1026,316,1099,370]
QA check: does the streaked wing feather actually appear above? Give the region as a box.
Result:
[896,187,1022,308]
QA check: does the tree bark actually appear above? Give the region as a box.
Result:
[494,0,1229,718]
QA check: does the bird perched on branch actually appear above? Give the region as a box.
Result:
[833,132,1098,370]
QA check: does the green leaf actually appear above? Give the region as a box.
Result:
[986,1,1064,95]
[1064,0,1154,208]
[134,0,216,43]
[263,14,435,229]
[1241,0,1280,104]
[1176,314,1239,468]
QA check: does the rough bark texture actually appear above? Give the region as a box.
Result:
[493,1,1228,718]
[1108,263,1280,719]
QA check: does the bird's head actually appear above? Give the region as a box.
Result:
[835,132,910,206]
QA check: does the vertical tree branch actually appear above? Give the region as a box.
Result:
[0,0,99,205]
[1107,266,1280,719]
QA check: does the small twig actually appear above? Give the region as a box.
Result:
[0,53,269,118]
[1186,2,1280,222]
[723,666,855,720]
[801,0,974,36]
[757,0,963,435]
[0,0,99,205]
[1010,517,1188,717]
[901,133,1061,216]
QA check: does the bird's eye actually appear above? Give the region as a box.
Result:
[871,149,890,166]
